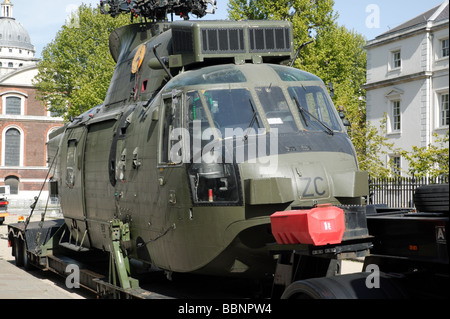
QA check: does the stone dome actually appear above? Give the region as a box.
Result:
[0,0,35,52]
[0,17,34,51]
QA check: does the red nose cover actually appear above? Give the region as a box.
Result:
[271,205,345,246]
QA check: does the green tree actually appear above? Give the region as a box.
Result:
[359,116,397,178]
[34,4,129,121]
[399,131,449,178]
[228,0,336,45]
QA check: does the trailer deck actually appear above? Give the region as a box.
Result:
[6,202,448,299]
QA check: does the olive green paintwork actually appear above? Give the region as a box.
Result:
[47,20,369,278]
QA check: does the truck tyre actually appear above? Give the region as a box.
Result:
[414,184,449,213]
[14,237,33,270]
[14,238,24,267]
[281,272,408,299]
[21,238,33,271]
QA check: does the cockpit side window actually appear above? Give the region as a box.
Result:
[188,91,208,122]
[288,86,341,132]
[66,139,77,188]
[160,96,182,165]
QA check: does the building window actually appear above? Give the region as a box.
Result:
[46,102,60,117]
[441,38,449,58]
[392,50,401,69]
[440,93,449,127]
[392,100,401,132]
[4,176,19,195]
[390,155,401,176]
[8,62,13,67]
[4,128,21,166]
[5,96,22,115]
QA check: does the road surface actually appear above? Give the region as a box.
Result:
[0,211,91,299]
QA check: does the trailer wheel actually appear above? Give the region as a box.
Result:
[281,273,408,299]
[13,237,33,270]
[21,238,33,271]
[414,184,449,213]
[14,238,24,267]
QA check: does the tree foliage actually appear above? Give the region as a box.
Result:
[359,116,397,178]
[399,131,449,178]
[34,4,130,121]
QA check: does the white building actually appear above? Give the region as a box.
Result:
[364,1,449,176]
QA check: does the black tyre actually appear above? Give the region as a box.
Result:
[281,272,408,299]
[414,184,449,213]
[13,237,33,270]
[14,238,24,267]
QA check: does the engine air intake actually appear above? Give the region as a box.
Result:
[170,20,294,68]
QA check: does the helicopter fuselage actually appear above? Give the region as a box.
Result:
[48,20,368,278]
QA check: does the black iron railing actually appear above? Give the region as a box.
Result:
[368,176,449,208]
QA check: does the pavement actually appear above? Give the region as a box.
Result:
[0,211,88,299]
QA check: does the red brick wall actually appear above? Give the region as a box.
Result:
[0,85,63,191]
[0,121,63,166]
[0,87,48,116]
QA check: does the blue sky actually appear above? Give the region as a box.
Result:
[10,0,448,58]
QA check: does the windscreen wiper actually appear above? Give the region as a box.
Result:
[292,96,308,128]
[292,96,334,136]
[243,99,261,141]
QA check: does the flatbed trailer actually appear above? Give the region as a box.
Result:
[277,207,448,299]
[7,218,169,299]
[7,187,449,299]
[363,210,448,299]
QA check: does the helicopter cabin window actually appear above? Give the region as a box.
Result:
[270,64,321,82]
[288,86,341,132]
[255,86,297,133]
[163,65,247,91]
[160,97,182,165]
[201,88,262,137]
[66,139,77,188]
